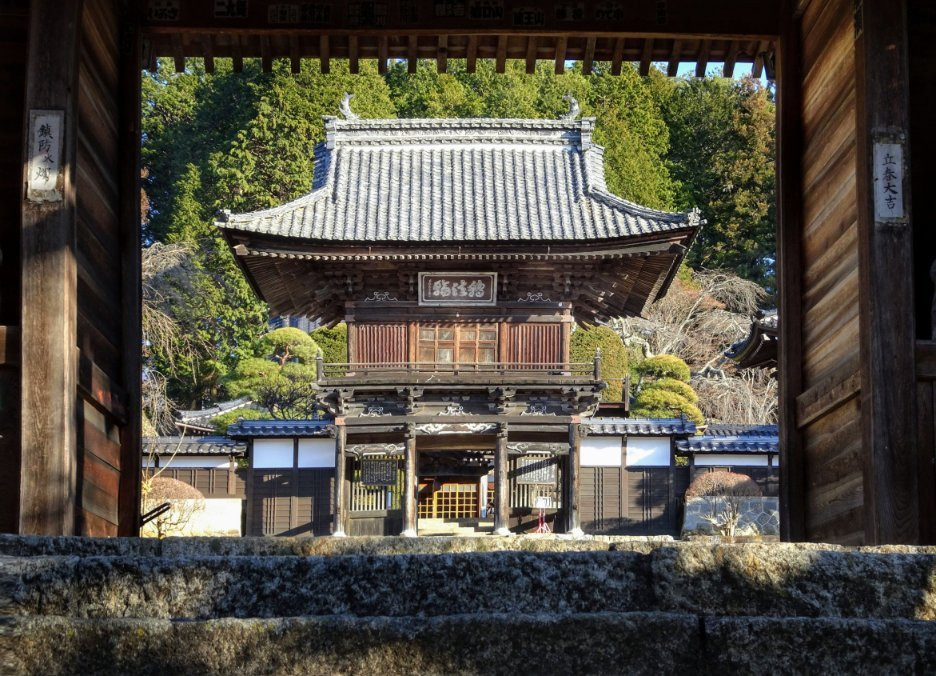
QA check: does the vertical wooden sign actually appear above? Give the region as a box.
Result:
[872,138,906,222]
[26,110,64,202]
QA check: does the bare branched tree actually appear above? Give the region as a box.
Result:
[692,369,778,424]
[141,476,206,538]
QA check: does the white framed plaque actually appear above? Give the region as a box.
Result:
[418,272,497,306]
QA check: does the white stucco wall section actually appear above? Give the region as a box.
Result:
[298,438,335,468]
[694,454,771,467]
[253,439,294,468]
[581,437,622,467]
[625,437,670,467]
[151,455,232,469]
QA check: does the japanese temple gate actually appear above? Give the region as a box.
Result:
[1,0,934,544]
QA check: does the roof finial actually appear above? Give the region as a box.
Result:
[561,94,580,120]
[339,92,359,121]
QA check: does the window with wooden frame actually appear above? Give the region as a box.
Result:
[416,323,498,365]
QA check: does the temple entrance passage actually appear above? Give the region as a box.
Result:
[417,479,481,519]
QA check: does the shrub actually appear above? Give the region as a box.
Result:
[309,323,348,364]
[635,354,691,382]
[141,476,206,538]
[570,324,629,402]
[645,377,699,404]
[631,387,704,426]
[685,471,762,499]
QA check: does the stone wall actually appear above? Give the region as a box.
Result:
[682,496,780,537]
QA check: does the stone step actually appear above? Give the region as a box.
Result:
[3,612,935,675]
[3,540,935,621]
[417,518,494,536]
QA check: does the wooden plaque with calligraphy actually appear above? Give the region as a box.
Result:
[418,272,497,306]
[362,459,398,486]
[515,457,558,484]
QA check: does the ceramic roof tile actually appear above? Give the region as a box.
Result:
[585,417,697,436]
[219,116,700,243]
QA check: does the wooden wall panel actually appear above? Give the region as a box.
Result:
[506,323,562,364]
[354,323,408,364]
[248,469,334,536]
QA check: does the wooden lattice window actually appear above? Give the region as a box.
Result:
[418,481,479,519]
[417,323,497,364]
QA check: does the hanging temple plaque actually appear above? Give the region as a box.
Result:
[361,459,398,486]
[418,272,497,306]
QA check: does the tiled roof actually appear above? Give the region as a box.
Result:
[585,417,697,436]
[703,423,778,437]
[725,310,778,368]
[676,434,779,454]
[176,397,256,425]
[226,419,333,438]
[143,436,246,456]
[219,116,701,244]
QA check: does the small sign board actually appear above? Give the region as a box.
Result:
[418,272,497,306]
[873,141,906,222]
[535,495,552,509]
[27,110,64,203]
[515,457,557,484]
[361,458,397,486]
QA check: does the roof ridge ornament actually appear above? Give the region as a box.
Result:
[688,207,703,226]
[339,92,359,121]
[560,94,580,120]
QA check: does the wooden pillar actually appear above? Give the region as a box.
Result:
[333,424,347,536]
[401,422,417,537]
[566,420,582,535]
[776,0,806,541]
[19,0,83,535]
[493,423,510,535]
[854,0,919,543]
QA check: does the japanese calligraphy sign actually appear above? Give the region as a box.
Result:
[27,110,64,203]
[361,459,398,486]
[419,272,497,306]
[515,457,558,484]
[873,141,906,222]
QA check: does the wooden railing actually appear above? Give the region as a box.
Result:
[318,358,600,381]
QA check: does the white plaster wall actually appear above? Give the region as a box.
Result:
[140,498,242,537]
[625,437,670,467]
[694,454,771,467]
[156,455,232,469]
[298,438,335,468]
[253,439,294,468]
[581,437,622,467]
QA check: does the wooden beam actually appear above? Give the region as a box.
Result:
[407,35,417,73]
[0,326,19,365]
[289,34,300,74]
[855,0,918,544]
[319,34,330,74]
[610,37,624,75]
[667,38,682,77]
[496,35,507,73]
[118,0,144,536]
[348,35,359,74]
[639,38,654,76]
[402,423,417,536]
[565,422,582,534]
[333,424,347,535]
[171,33,185,72]
[525,36,538,74]
[232,35,243,72]
[752,38,770,78]
[20,0,82,535]
[795,356,861,428]
[201,34,214,74]
[582,36,596,75]
[466,35,478,73]
[723,39,739,77]
[554,36,567,74]
[695,39,710,77]
[776,0,804,542]
[260,35,272,72]
[377,36,388,74]
[493,424,510,534]
[437,35,448,73]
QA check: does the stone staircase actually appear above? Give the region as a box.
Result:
[2,535,936,674]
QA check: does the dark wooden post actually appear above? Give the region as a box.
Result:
[402,422,417,536]
[566,420,582,535]
[19,0,83,535]
[855,0,918,543]
[493,422,510,535]
[333,423,347,536]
